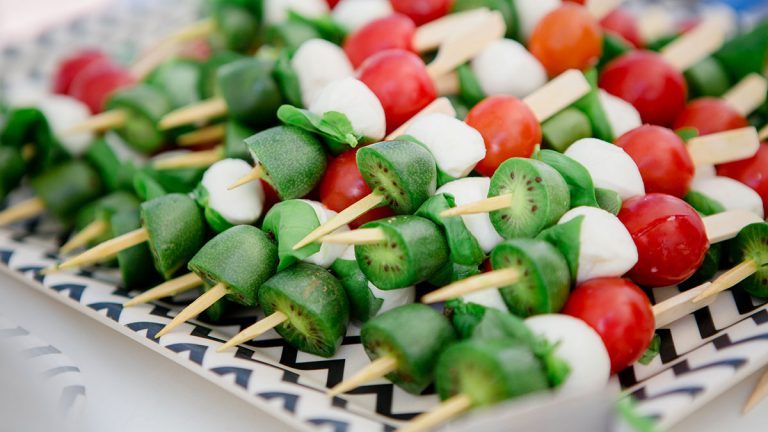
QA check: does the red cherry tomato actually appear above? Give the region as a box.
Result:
[673,98,749,136]
[563,277,655,374]
[260,180,280,214]
[614,125,694,198]
[326,0,340,8]
[599,51,687,127]
[465,95,541,177]
[563,0,585,3]
[343,14,416,68]
[618,193,709,287]
[320,149,394,228]
[600,8,643,48]
[358,49,436,133]
[390,0,452,26]
[528,4,603,77]
[52,49,111,95]
[717,143,768,216]
[69,62,136,113]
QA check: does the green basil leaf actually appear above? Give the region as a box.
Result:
[638,334,661,365]
[416,194,485,266]
[537,215,583,282]
[535,149,599,208]
[595,187,623,215]
[331,258,382,322]
[457,63,485,107]
[287,11,347,45]
[273,50,304,107]
[277,104,361,150]
[573,68,614,142]
[684,190,726,216]
[261,200,322,271]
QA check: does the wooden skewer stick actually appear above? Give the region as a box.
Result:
[652,281,717,328]
[636,6,675,44]
[320,228,386,245]
[155,283,228,338]
[687,127,760,166]
[55,227,149,271]
[159,18,215,47]
[178,123,227,146]
[153,146,223,170]
[59,219,109,255]
[159,98,228,131]
[743,368,768,414]
[123,272,203,307]
[722,74,768,117]
[586,0,621,21]
[327,356,398,397]
[522,69,592,123]
[398,394,473,432]
[758,124,768,141]
[227,164,265,190]
[439,194,513,218]
[660,19,725,72]
[0,197,45,226]
[385,97,456,140]
[292,193,386,250]
[433,72,460,97]
[21,143,36,161]
[691,260,759,303]
[422,268,520,304]
[217,311,288,351]
[703,210,763,244]
[64,109,128,135]
[412,8,491,53]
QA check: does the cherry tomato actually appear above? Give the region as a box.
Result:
[320,149,394,228]
[614,125,694,198]
[618,193,709,287]
[358,49,436,133]
[563,0,585,3]
[599,51,687,127]
[390,0,452,26]
[343,14,416,68]
[529,4,603,77]
[326,0,340,8]
[717,143,768,216]
[563,277,655,374]
[673,98,749,136]
[69,62,136,113]
[260,180,280,214]
[600,8,643,48]
[465,95,541,177]
[52,49,111,95]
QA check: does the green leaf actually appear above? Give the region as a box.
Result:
[616,397,659,432]
[684,190,726,216]
[537,216,583,282]
[132,171,167,201]
[331,258,382,322]
[713,22,768,83]
[416,194,486,266]
[456,64,485,108]
[598,33,632,71]
[675,127,699,142]
[261,200,322,271]
[534,149,599,208]
[638,335,660,365]
[287,11,347,45]
[573,68,614,142]
[277,105,362,151]
[595,187,623,215]
[272,50,304,107]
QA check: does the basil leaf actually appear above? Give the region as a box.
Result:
[573,68,614,142]
[537,215,584,282]
[287,11,347,45]
[535,149,599,208]
[638,335,661,365]
[262,200,322,271]
[272,51,304,107]
[595,187,623,215]
[457,64,485,107]
[277,105,361,150]
[416,193,485,266]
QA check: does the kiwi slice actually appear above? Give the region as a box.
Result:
[435,339,549,406]
[356,140,437,214]
[489,239,571,317]
[355,216,449,289]
[361,304,456,394]
[111,210,161,290]
[488,158,570,239]
[727,223,768,298]
[258,263,349,358]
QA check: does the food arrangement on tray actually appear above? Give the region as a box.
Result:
[1,0,768,430]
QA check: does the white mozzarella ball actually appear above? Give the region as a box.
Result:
[370,283,415,315]
[460,289,508,312]
[693,163,717,180]
[525,314,611,395]
[470,39,547,98]
[437,177,504,253]
[405,113,486,178]
[264,0,329,25]
[38,95,93,156]
[565,138,645,200]
[332,0,393,32]
[691,176,764,218]
[559,206,638,283]
[309,77,386,141]
[516,0,560,40]
[201,159,265,225]
[301,200,349,268]
[292,39,354,107]
[598,90,642,138]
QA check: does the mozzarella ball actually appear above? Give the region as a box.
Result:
[302,200,349,268]
[201,159,265,225]
[559,206,638,282]
[405,113,486,178]
[525,314,611,395]
[332,0,393,32]
[470,39,547,98]
[461,289,508,312]
[565,138,645,200]
[264,0,329,25]
[437,177,504,253]
[369,282,415,315]
[598,90,641,138]
[309,77,386,141]
[292,39,355,107]
[516,0,561,40]
[37,95,94,156]
[691,176,764,218]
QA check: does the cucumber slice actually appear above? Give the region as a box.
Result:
[361,304,456,394]
[30,160,104,225]
[415,194,485,267]
[105,85,172,153]
[111,210,161,290]
[726,222,768,298]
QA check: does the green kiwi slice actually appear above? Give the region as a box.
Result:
[727,223,768,298]
[258,263,349,358]
[30,159,104,225]
[489,239,571,317]
[361,304,456,394]
[488,158,569,239]
[111,210,161,290]
[356,140,437,214]
[355,216,449,289]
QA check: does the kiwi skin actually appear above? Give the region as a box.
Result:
[361,304,456,394]
[257,263,349,358]
[727,222,768,298]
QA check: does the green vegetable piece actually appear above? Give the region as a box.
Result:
[211,4,261,53]
[684,190,726,216]
[645,33,679,52]
[675,127,699,142]
[447,95,470,120]
[141,193,206,279]
[262,200,322,271]
[427,261,481,287]
[638,335,661,366]
[74,191,140,246]
[244,126,327,200]
[146,59,204,109]
[415,194,485,266]
[222,121,255,160]
[0,146,25,201]
[191,184,234,234]
[572,68,613,142]
[726,222,768,298]
[217,58,283,129]
[684,57,731,98]
[30,160,103,224]
[541,108,593,153]
[595,187,623,215]
[199,51,245,98]
[0,107,67,174]
[537,215,583,282]
[361,304,456,394]
[286,11,347,45]
[534,149,599,208]
[258,262,349,357]
[263,20,321,52]
[111,210,161,290]
[84,138,136,192]
[356,215,449,289]
[132,171,167,201]
[713,22,768,83]
[490,239,571,317]
[453,0,520,40]
[136,163,205,195]
[277,105,361,150]
[272,50,303,107]
[456,63,485,108]
[356,140,437,214]
[598,33,632,70]
[105,85,173,153]
[189,225,278,306]
[331,257,383,323]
